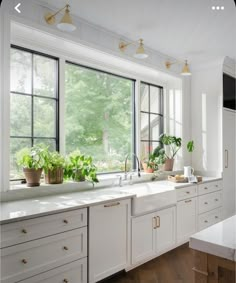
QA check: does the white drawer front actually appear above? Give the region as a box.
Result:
[176,185,197,201]
[198,191,222,214]
[1,208,87,248]
[198,180,222,196]
[19,258,87,283]
[198,208,222,231]
[1,227,87,283]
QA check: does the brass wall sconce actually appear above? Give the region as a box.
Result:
[165,60,191,76]
[119,38,148,59]
[44,4,76,32]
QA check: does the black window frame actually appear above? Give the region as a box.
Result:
[65,61,137,174]
[10,45,59,181]
[140,81,164,157]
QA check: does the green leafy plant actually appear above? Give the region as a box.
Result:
[187,140,194,153]
[16,144,47,169]
[43,150,65,173]
[159,134,182,159]
[64,150,99,184]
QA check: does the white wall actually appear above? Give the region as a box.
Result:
[191,61,223,175]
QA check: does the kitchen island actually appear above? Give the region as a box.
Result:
[190,215,236,283]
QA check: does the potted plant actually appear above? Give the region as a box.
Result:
[43,150,65,184]
[159,134,194,171]
[142,146,166,173]
[64,150,99,184]
[16,144,46,187]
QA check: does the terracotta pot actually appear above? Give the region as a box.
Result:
[45,168,64,184]
[142,162,154,173]
[164,158,174,171]
[73,169,86,182]
[23,168,42,187]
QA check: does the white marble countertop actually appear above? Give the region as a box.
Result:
[190,215,236,262]
[0,177,221,224]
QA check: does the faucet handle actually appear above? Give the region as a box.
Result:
[116,174,123,187]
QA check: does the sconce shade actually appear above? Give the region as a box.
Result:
[133,39,148,59]
[57,6,76,32]
[181,61,191,76]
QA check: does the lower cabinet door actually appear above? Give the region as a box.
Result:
[177,198,197,244]
[19,258,87,283]
[155,206,176,255]
[89,199,130,283]
[131,213,156,265]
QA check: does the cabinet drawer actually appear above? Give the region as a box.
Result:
[198,191,222,214]
[1,227,87,283]
[176,185,197,201]
[198,208,222,231]
[198,180,222,196]
[0,208,87,248]
[19,258,87,283]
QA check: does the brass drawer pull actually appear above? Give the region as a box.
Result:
[204,187,208,190]
[63,246,69,251]
[215,216,219,219]
[63,219,69,224]
[22,259,27,264]
[204,202,208,205]
[186,191,190,194]
[185,199,192,203]
[63,279,69,283]
[204,220,208,223]
[153,217,157,229]
[104,202,120,208]
[21,229,27,234]
[215,199,219,201]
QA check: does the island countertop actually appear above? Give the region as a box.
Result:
[190,215,236,262]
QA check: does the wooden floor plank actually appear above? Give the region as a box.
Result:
[101,244,193,283]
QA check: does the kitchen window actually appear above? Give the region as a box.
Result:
[65,62,135,173]
[140,82,164,159]
[10,46,59,180]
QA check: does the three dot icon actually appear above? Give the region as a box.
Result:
[212,6,224,10]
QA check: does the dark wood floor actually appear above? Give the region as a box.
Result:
[102,244,193,283]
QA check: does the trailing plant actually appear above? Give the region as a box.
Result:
[64,150,99,184]
[16,144,47,169]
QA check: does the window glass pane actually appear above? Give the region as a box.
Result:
[140,141,150,160]
[140,84,149,112]
[34,98,56,137]
[34,139,56,151]
[10,138,31,179]
[10,48,32,93]
[65,63,133,173]
[10,93,31,137]
[150,114,162,140]
[33,55,57,97]
[150,86,161,114]
[140,112,149,140]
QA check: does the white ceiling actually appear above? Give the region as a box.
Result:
[37,0,236,64]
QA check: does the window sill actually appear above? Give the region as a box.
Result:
[2,172,156,202]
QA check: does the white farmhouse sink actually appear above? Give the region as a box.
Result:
[120,182,177,216]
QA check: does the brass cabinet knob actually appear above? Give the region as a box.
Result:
[21,229,27,234]
[22,259,27,264]
[63,219,68,224]
[215,199,219,201]
[63,279,69,283]
[63,246,69,251]
[204,220,208,223]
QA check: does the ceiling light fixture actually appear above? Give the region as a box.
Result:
[165,60,191,76]
[119,38,148,59]
[44,4,76,32]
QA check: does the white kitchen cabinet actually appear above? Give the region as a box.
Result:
[89,199,131,283]
[131,213,156,265]
[131,206,176,266]
[177,198,197,244]
[155,206,176,255]
[223,109,236,219]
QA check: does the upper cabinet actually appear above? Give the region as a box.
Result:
[223,73,236,111]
